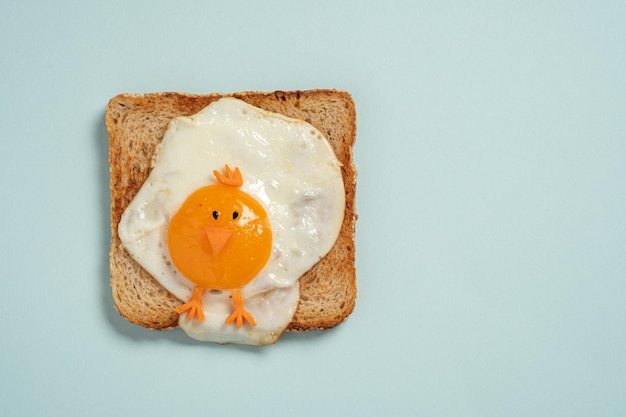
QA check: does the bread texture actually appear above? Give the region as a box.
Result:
[107,90,357,332]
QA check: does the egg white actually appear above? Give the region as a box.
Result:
[118,98,345,345]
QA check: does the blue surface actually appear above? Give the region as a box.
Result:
[1,1,625,416]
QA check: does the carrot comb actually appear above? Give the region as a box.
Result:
[213,164,243,187]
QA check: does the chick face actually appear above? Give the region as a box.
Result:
[167,167,272,290]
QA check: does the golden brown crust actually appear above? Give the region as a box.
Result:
[107,90,357,331]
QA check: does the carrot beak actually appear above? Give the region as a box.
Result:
[205,227,233,256]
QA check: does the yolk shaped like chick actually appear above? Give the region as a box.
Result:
[167,184,272,290]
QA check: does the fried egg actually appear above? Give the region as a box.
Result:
[117,97,345,345]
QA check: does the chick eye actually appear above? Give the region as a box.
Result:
[232,211,239,220]
[212,210,219,220]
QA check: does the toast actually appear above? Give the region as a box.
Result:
[107,90,357,333]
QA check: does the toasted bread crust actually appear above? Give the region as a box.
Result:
[107,90,357,331]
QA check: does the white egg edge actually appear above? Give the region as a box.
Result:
[117,98,345,343]
[178,282,300,345]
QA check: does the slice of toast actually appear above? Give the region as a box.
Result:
[107,90,357,332]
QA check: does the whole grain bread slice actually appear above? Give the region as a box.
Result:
[107,90,357,332]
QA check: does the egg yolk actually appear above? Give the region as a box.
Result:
[167,184,272,290]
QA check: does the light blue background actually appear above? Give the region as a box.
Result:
[1,1,625,416]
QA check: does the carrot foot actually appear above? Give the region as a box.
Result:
[225,289,256,327]
[175,287,205,322]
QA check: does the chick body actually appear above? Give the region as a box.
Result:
[167,183,272,290]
